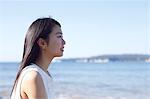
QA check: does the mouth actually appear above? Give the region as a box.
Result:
[60,47,64,52]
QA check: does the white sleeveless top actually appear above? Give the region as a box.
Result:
[11,64,54,99]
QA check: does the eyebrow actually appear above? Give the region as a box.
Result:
[56,32,63,35]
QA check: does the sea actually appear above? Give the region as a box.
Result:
[0,61,150,99]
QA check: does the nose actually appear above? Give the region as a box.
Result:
[62,39,66,45]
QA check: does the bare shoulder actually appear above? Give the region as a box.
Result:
[21,70,47,99]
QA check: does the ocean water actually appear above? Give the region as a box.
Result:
[0,62,150,99]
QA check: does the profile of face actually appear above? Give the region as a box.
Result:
[38,25,66,58]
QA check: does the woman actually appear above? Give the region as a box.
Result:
[11,17,66,99]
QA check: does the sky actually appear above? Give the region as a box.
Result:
[0,0,149,62]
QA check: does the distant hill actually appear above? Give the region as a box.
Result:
[60,54,150,63]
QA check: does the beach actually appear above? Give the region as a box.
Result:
[0,88,10,99]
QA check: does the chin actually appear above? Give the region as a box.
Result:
[55,54,63,57]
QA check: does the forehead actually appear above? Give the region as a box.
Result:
[52,25,62,34]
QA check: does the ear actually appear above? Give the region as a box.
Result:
[37,38,48,49]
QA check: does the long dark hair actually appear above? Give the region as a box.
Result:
[11,17,61,94]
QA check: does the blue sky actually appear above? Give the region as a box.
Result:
[0,0,149,62]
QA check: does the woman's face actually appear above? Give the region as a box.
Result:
[45,25,65,57]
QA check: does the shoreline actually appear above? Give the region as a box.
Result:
[0,88,150,99]
[0,89,10,99]
[0,86,11,99]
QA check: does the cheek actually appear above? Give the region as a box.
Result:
[48,39,61,53]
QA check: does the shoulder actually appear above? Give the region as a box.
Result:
[21,70,47,99]
[20,65,44,85]
[22,70,41,82]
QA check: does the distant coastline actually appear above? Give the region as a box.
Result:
[58,54,150,63]
[0,54,150,63]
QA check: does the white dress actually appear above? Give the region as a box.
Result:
[11,64,54,99]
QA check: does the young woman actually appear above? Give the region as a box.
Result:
[11,17,66,99]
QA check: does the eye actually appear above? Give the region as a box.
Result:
[57,35,62,38]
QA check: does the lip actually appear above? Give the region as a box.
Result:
[60,47,64,51]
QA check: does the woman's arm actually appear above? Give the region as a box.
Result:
[21,71,47,99]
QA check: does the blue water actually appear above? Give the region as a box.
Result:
[0,62,150,99]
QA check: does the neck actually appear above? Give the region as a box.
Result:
[35,54,54,72]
